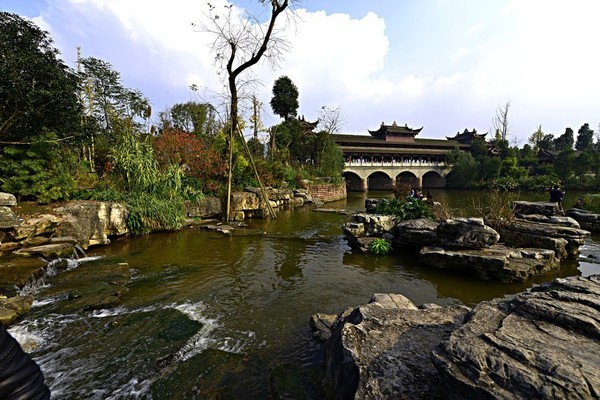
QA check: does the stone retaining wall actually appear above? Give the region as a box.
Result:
[305,182,346,203]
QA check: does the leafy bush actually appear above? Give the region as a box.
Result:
[0,133,76,203]
[369,238,391,255]
[373,197,434,221]
[580,194,600,213]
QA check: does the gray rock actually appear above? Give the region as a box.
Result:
[0,193,17,207]
[0,295,33,326]
[512,201,562,216]
[185,196,222,218]
[322,297,470,399]
[392,218,500,249]
[432,274,600,400]
[420,244,560,282]
[54,201,128,249]
[14,242,76,260]
[436,218,500,249]
[518,213,580,228]
[495,218,590,259]
[14,214,62,240]
[567,208,600,233]
[392,218,439,246]
[0,206,21,229]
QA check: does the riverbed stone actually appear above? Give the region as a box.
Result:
[54,201,128,249]
[352,213,396,236]
[321,295,470,399]
[0,295,34,326]
[436,218,500,248]
[517,213,581,228]
[14,242,76,260]
[512,200,562,216]
[495,218,590,259]
[0,193,17,207]
[432,274,600,400]
[419,244,559,282]
[0,206,21,229]
[14,213,63,240]
[567,208,600,233]
[185,196,222,219]
[230,191,260,211]
[391,218,439,246]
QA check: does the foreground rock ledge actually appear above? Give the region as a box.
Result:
[314,275,600,399]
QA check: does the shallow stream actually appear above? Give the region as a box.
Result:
[8,190,600,399]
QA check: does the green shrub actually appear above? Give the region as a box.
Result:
[581,194,600,213]
[125,192,185,236]
[373,197,434,221]
[369,238,391,255]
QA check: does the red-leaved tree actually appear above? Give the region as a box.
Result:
[153,129,226,194]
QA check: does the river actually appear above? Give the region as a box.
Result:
[8,189,600,399]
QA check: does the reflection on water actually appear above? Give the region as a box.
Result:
[10,190,600,399]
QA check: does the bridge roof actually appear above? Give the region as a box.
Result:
[332,134,467,149]
[341,146,452,155]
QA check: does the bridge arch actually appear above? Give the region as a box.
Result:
[368,171,393,190]
[422,171,446,188]
[396,171,419,189]
[343,171,364,192]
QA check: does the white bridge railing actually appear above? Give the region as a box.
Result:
[345,160,447,167]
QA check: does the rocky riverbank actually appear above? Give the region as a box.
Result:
[0,188,321,325]
[343,199,591,282]
[312,274,600,399]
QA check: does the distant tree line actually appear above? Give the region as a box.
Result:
[447,123,600,190]
[0,12,344,231]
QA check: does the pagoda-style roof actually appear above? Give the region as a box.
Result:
[368,121,423,141]
[331,133,470,156]
[298,115,319,133]
[446,128,487,144]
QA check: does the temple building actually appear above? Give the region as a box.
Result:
[331,122,478,191]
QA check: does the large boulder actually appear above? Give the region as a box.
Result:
[432,274,600,399]
[0,193,17,207]
[316,275,600,399]
[567,208,600,233]
[420,244,560,282]
[54,201,128,249]
[14,214,62,240]
[436,218,500,249]
[0,206,21,229]
[392,218,439,246]
[392,218,499,249]
[185,196,222,219]
[353,214,396,236]
[495,219,590,259]
[320,294,470,399]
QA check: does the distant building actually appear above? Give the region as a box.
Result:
[331,122,479,190]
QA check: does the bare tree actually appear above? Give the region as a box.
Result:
[198,1,296,221]
[493,101,511,141]
[317,105,346,134]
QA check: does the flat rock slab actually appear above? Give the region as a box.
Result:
[420,244,559,282]
[14,243,76,260]
[432,274,600,400]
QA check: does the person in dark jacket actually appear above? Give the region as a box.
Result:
[0,323,50,399]
[549,184,565,210]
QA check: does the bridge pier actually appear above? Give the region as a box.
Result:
[416,176,423,189]
[361,178,368,192]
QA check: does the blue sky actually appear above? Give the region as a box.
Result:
[3,0,600,145]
